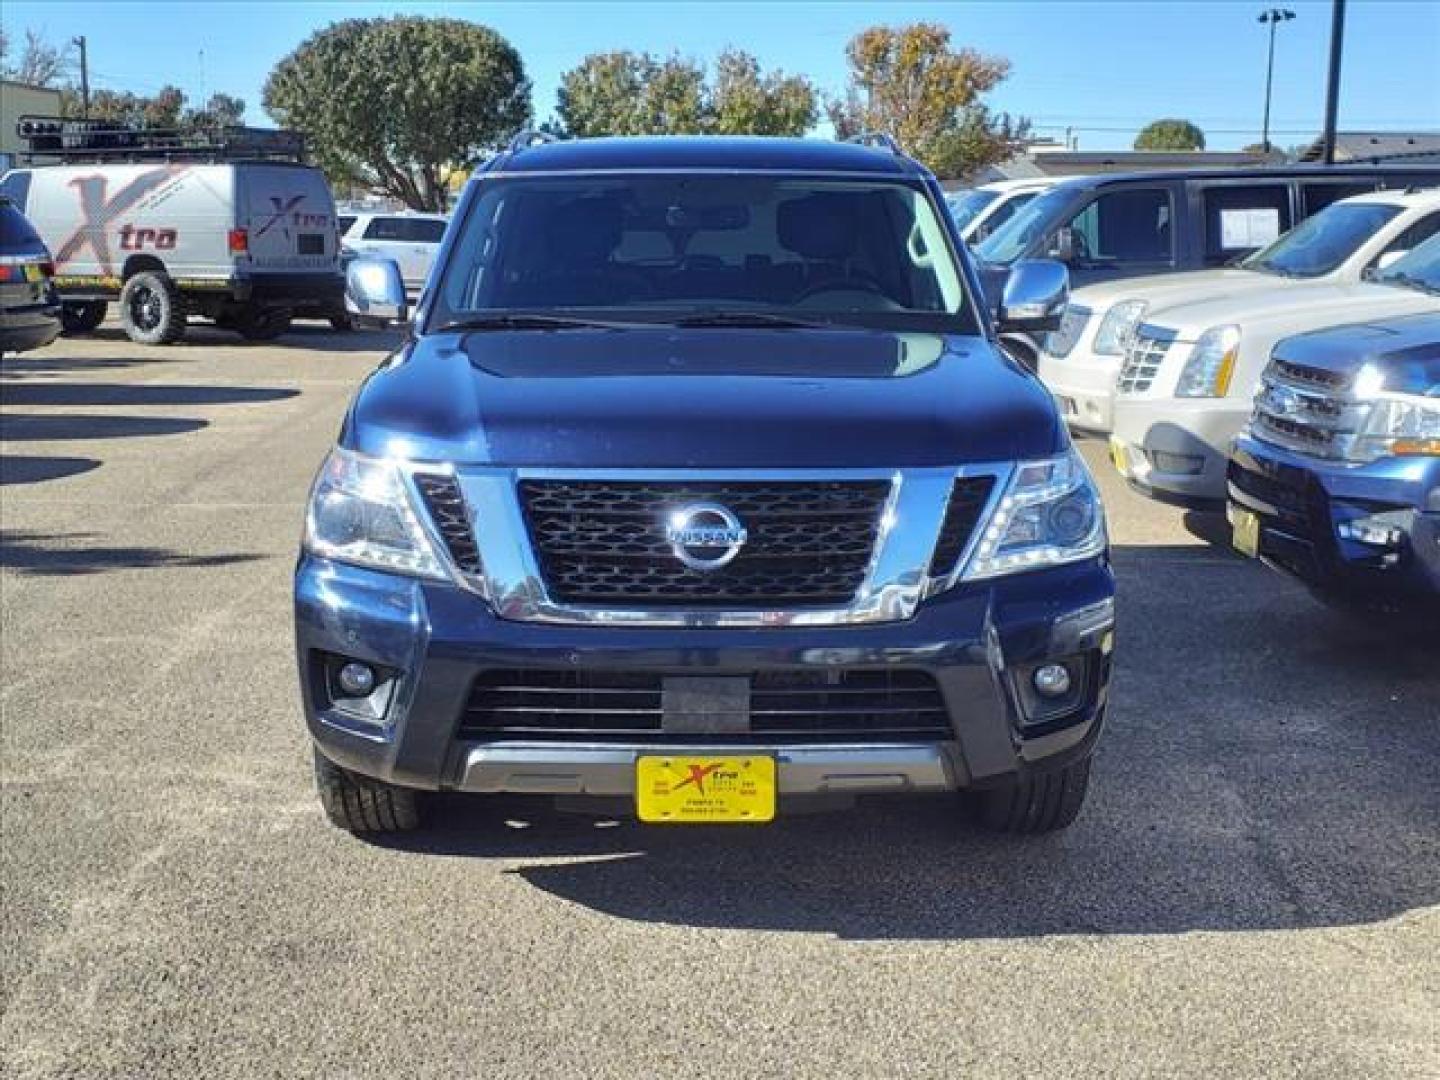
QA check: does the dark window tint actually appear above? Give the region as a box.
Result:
[1068,188,1174,263]
[1202,185,1293,264]
[1302,181,1376,215]
[974,191,1036,240]
[363,216,446,242]
[0,202,46,252]
[363,216,409,241]
[1381,211,1440,257]
[0,171,32,212]
[338,215,357,236]
[406,218,447,243]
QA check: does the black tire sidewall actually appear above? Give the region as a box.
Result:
[119,272,185,345]
[60,301,108,336]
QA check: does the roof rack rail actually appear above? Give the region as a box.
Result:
[15,115,306,164]
[845,132,902,155]
[506,129,560,154]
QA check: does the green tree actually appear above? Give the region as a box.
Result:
[184,93,247,129]
[1134,119,1206,151]
[555,48,816,137]
[828,22,1023,178]
[263,17,531,210]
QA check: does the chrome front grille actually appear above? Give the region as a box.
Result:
[517,478,892,607]
[1250,362,1365,459]
[1116,328,1173,393]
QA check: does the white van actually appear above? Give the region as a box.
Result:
[1,120,344,344]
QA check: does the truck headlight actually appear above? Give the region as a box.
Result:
[1347,393,1440,462]
[304,447,447,578]
[1093,300,1148,356]
[1176,325,1241,398]
[962,449,1107,580]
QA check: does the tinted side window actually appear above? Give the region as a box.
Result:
[1302,182,1376,215]
[975,191,1036,240]
[337,215,357,236]
[363,217,409,241]
[406,219,447,243]
[1201,184,1292,265]
[0,171,32,212]
[1068,188,1173,264]
[1382,211,1440,257]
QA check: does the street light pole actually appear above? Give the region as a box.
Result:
[1257,8,1295,154]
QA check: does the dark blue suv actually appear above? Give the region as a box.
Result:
[298,136,1114,835]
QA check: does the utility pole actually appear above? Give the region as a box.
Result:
[73,35,90,118]
[1257,9,1295,154]
[1321,0,1347,164]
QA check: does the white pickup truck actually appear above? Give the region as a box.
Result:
[1040,188,1440,432]
[1108,231,1440,504]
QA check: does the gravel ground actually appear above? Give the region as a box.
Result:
[2,321,1436,1078]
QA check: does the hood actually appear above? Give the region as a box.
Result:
[344,327,1066,468]
[1143,281,1440,343]
[1274,311,1440,394]
[1070,267,1282,314]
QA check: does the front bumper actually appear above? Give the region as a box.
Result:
[295,556,1115,799]
[1228,433,1440,606]
[1038,348,1120,433]
[1110,396,1247,505]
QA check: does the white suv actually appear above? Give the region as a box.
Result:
[1040,188,1440,432]
[946,178,1068,243]
[339,211,449,297]
[1108,232,1440,504]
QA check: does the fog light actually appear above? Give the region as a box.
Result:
[1032,663,1072,698]
[1150,450,1204,475]
[337,662,377,697]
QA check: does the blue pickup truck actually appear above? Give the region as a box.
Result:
[1228,311,1440,615]
[297,135,1115,836]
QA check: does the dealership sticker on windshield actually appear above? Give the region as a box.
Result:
[636,755,776,824]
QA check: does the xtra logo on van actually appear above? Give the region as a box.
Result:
[52,166,188,276]
[255,195,330,241]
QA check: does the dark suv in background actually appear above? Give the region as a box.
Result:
[301,135,1114,837]
[0,196,60,358]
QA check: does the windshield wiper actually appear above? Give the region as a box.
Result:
[436,313,648,332]
[670,310,832,329]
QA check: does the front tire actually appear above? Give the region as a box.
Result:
[313,748,422,833]
[966,754,1092,834]
[119,272,186,345]
[60,301,108,336]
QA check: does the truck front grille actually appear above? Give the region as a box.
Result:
[1116,329,1173,394]
[414,473,482,574]
[458,668,953,743]
[518,479,891,607]
[927,475,996,577]
[1250,361,1365,460]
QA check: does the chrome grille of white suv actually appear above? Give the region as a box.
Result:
[1116,328,1172,393]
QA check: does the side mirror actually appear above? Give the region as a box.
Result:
[1374,249,1408,272]
[345,256,408,326]
[997,259,1069,335]
[1047,226,1076,263]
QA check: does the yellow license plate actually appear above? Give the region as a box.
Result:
[636,755,776,824]
[1231,506,1260,558]
[1109,436,1129,475]
[23,263,46,283]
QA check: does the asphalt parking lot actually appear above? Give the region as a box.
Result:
[2,323,1437,1079]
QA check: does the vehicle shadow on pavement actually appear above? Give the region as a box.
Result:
[1,383,301,408]
[71,324,404,354]
[0,455,102,485]
[372,545,1439,940]
[0,354,196,378]
[0,530,268,576]
[0,414,209,441]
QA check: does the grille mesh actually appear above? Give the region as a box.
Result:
[927,475,996,578]
[518,479,890,607]
[1117,331,1172,393]
[414,474,482,574]
[458,668,952,743]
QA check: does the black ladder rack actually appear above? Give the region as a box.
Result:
[15,115,307,164]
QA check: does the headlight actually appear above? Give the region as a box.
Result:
[1347,391,1440,462]
[1093,300,1148,356]
[962,450,1107,581]
[1044,304,1091,359]
[304,447,447,578]
[1176,325,1241,398]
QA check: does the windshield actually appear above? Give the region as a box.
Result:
[974,187,1074,265]
[1242,202,1402,278]
[1372,230,1440,294]
[946,189,999,231]
[432,174,974,332]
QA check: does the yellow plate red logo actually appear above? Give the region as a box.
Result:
[636,755,776,824]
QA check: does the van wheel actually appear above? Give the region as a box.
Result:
[313,748,422,833]
[235,308,292,341]
[965,754,1092,834]
[60,301,108,336]
[119,272,186,345]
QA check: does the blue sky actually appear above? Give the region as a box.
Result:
[4,1,1435,151]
